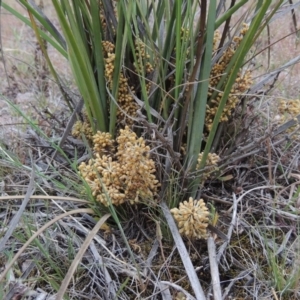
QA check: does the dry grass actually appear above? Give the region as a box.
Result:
[0,2,300,300]
[0,0,72,155]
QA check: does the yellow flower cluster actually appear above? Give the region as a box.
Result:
[79,126,159,206]
[181,27,190,42]
[103,41,116,83]
[72,110,94,141]
[278,99,300,119]
[93,131,114,154]
[278,99,300,136]
[102,41,115,56]
[171,198,210,239]
[99,1,118,32]
[213,30,221,52]
[103,41,138,124]
[134,39,154,74]
[99,5,106,31]
[206,23,252,131]
[196,152,220,182]
[72,120,93,141]
[117,77,137,124]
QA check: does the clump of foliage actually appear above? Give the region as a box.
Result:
[3,0,300,299]
[205,24,253,131]
[78,126,159,206]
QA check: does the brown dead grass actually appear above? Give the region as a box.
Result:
[256,8,300,100]
[0,1,73,155]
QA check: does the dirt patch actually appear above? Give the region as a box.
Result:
[0,1,73,150]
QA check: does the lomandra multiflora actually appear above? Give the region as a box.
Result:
[171,198,210,240]
[78,126,160,206]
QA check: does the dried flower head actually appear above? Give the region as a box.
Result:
[277,99,300,138]
[134,38,154,74]
[79,126,159,206]
[171,198,210,239]
[206,25,252,131]
[93,131,114,154]
[102,40,138,124]
[116,126,160,203]
[72,120,93,141]
[196,152,220,182]
[213,30,221,52]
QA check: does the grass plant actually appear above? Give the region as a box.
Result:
[1,0,300,299]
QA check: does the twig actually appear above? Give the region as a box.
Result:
[155,220,173,281]
[266,137,273,185]
[143,239,159,278]
[158,282,173,300]
[222,269,253,299]
[227,185,281,214]
[202,194,233,206]
[207,235,222,300]
[271,287,279,300]
[89,240,117,299]
[160,281,196,300]
[217,193,238,262]
[0,164,35,252]
[207,224,228,241]
[0,195,89,204]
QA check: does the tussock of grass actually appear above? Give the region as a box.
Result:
[1,1,300,299]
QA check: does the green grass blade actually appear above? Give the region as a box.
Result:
[130,2,153,123]
[72,0,92,55]
[108,1,125,135]
[18,0,67,49]
[186,0,216,172]
[91,1,108,119]
[52,0,107,132]
[1,1,67,57]
[215,0,249,29]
